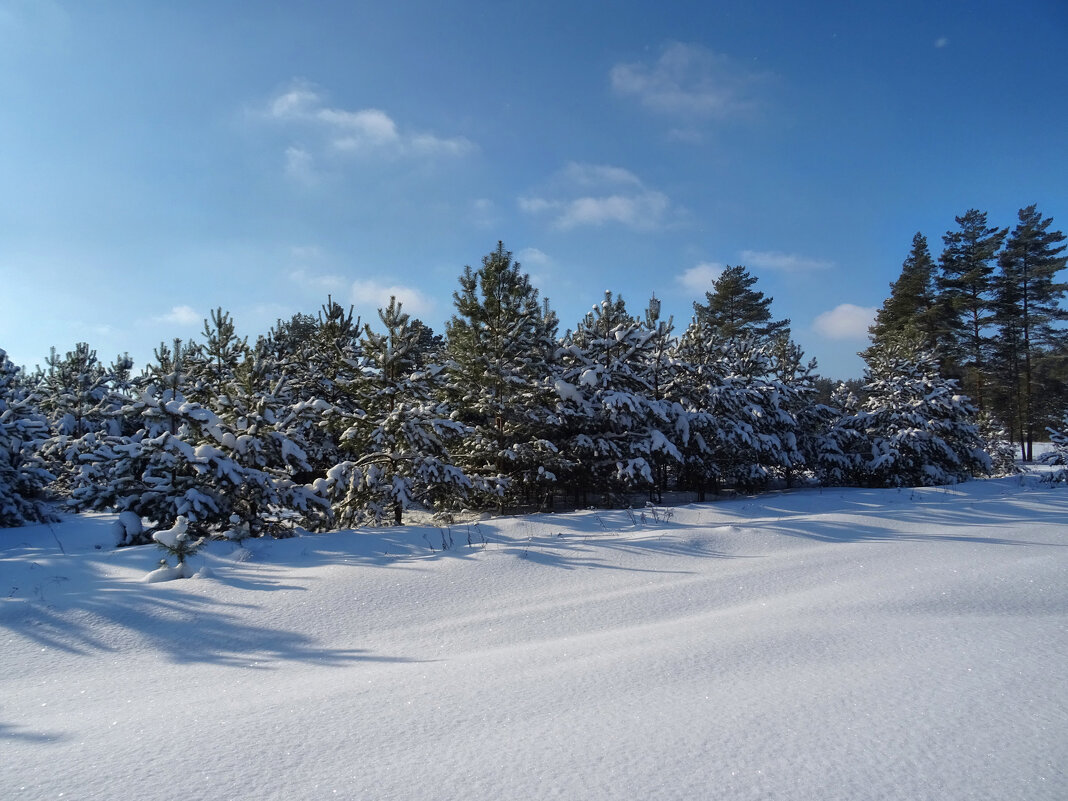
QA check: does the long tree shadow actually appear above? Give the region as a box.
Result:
[0,554,429,668]
[749,516,1056,546]
[690,481,1068,547]
[0,717,67,744]
[2,586,429,668]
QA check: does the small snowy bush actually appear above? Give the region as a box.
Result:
[143,516,204,581]
[113,511,146,546]
[1040,415,1068,465]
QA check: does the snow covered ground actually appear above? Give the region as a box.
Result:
[2,474,1066,800]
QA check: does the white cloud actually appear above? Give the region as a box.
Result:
[561,162,643,188]
[813,304,876,340]
[284,146,316,184]
[561,192,670,230]
[513,248,555,291]
[290,268,346,293]
[319,107,399,149]
[159,305,202,327]
[265,81,474,162]
[676,262,724,294]
[268,85,319,118]
[520,163,674,231]
[610,42,767,118]
[740,249,833,273]
[516,247,551,267]
[935,36,949,48]
[350,279,434,318]
[518,196,556,215]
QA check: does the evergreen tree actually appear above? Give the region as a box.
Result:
[671,325,772,497]
[814,382,865,487]
[633,296,688,501]
[555,292,682,502]
[444,242,562,509]
[767,336,829,487]
[992,205,1067,459]
[869,233,940,354]
[1042,412,1068,465]
[212,341,331,532]
[185,308,249,406]
[276,297,365,478]
[35,343,116,499]
[71,339,323,537]
[937,209,1007,409]
[408,319,445,369]
[323,298,475,526]
[692,265,790,348]
[846,334,990,487]
[0,349,55,526]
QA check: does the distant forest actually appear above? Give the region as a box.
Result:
[2,205,1066,534]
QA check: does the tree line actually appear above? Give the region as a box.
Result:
[868,205,1067,459]
[2,211,1066,535]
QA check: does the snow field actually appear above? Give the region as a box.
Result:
[1,476,1066,800]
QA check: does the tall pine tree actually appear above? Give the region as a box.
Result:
[937,209,1007,410]
[325,298,474,526]
[992,205,1068,459]
[693,265,790,348]
[444,242,562,510]
[869,233,940,354]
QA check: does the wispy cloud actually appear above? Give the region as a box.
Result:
[934,36,949,48]
[290,268,346,293]
[560,163,644,188]
[350,279,434,318]
[740,249,833,274]
[262,81,475,177]
[284,145,317,184]
[610,42,769,119]
[520,162,675,231]
[676,262,724,294]
[158,305,202,327]
[812,304,876,340]
[516,247,552,267]
[515,247,556,291]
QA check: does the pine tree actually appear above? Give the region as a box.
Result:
[71,339,315,537]
[1043,413,1068,465]
[444,242,562,510]
[671,321,781,496]
[211,341,331,533]
[35,344,141,505]
[634,296,688,501]
[814,383,865,487]
[992,205,1067,460]
[323,297,475,526]
[847,334,990,487]
[692,265,790,348]
[555,292,682,503]
[767,336,829,487]
[869,233,940,354]
[275,298,365,478]
[0,349,55,526]
[937,209,1007,410]
[185,308,249,406]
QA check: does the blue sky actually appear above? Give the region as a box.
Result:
[1,0,1065,378]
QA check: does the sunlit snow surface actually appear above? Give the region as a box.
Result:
[2,474,1066,800]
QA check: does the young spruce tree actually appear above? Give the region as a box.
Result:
[445,242,562,510]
